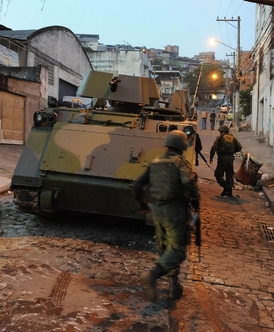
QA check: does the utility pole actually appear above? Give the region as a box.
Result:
[192,62,204,108]
[216,16,241,130]
[226,51,236,116]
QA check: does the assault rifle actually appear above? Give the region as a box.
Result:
[190,212,201,262]
[198,151,210,168]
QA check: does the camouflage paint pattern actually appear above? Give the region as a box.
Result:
[11,71,197,223]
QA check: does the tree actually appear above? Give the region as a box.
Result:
[184,64,225,101]
[151,58,162,66]
[240,86,252,117]
[0,0,46,16]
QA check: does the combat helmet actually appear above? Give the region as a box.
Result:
[165,130,188,152]
[218,125,229,133]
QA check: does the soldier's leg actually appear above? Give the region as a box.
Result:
[168,275,183,299]
[140,210,166,302]
[153,216,166,256]
[225,160,235,196]
[141,206,187,301]
[155,212,188,299]
[214,161,228,194]
[155,219,187,273]
[140,265,165,302]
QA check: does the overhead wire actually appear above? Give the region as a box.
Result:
[215,1,256,86]
[217,0,260,77]
[217,0,254,61]
[233,2,243,17]
[225,0,234,16]
[240,7,274,74]
[216,0,239,58]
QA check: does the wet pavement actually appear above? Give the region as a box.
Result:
[0,112,274,331]
[0,144,22,194]
[194,112,274,213]
[0,178,273,331]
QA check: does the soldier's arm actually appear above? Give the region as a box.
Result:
[179,162,200,206]
[132,168,150,210]
[209,137,220,161]
[234,138,243,153]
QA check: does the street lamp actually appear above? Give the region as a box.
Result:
[212,40,236,105]
[210,36,241,129]
[211,39,236,52]
[192,61,203,108]
[216,16,241,130]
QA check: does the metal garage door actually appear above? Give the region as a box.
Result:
[0,91,25,145]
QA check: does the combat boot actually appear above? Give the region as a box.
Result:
[168,275,183,300]
[140,265,165,302]
[221,188,227,196]
[226,188,233,197]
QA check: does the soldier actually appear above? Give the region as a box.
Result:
[201,109,208,130]
[209,110,217,130]
[210,125,242,197]
[132,130,200,302]
[195,132,203,166]
[218,112,226,126]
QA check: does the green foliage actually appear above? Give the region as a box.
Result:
[83,46,94,53]
[240,86,252,117]
[184,64,225,99]
[151,58,162,65]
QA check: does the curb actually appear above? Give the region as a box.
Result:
[262,186,274,213]
[199,174,274,214]
[0,184,11,195]
[0,176,11,195]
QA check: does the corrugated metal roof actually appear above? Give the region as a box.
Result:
[0,29,36,41]
[244,0,274,4]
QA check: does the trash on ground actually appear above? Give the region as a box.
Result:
[261,173,269,180]
[262,177,274,187]
[236,153,263,187]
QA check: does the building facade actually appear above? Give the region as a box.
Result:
[0,26,93,101]
[0,26,93,144]
[251,4,274,150]
[87,49,152,77]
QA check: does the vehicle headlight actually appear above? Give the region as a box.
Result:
[33,111,57,126]
[183,125,195,137]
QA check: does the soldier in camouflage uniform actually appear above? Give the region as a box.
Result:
[210,125,242,197]
[132,130,200,302]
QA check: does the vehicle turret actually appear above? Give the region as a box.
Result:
[11,70,197,224]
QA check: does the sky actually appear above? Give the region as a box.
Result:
[0,0,256,61]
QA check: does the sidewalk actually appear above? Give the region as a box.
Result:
[195,120,274,213]
[234,126,274,212]
[0,144,23,194]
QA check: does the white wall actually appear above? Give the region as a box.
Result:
[88,50,152,77]
[27,27,92,98]
[252,4,274,146]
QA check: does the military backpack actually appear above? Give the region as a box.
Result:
[219,133,235,153]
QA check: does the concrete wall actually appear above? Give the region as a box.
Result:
[252,4,274,147]
[88,50,152,77]
[0,65,48,142]
[27,27,92,99]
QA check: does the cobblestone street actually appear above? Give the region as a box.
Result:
[0,113,274,331]
[0,174,273,331]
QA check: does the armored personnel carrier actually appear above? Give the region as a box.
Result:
[11,71,197,224]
